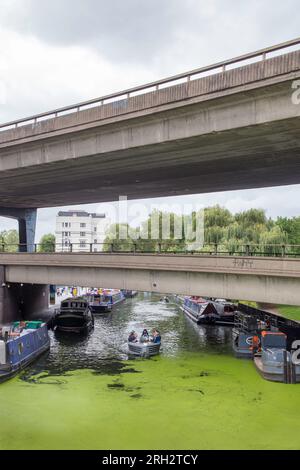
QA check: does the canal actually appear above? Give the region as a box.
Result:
[1,293,300,450]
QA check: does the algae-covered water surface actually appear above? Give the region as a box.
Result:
[1,294,300,450]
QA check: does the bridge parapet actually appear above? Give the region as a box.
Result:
[1,38,300,145]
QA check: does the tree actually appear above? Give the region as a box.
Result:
[39,234,56,252]
[276,217,300,244]
[235,208,267,226]
[0,230,19,252]
[204,205,233,228]
[259,226,288,255]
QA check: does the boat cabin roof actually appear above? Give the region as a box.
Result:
[61,298,88,308]
[261,331,286,338]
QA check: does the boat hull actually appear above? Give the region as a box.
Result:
[55,321,94,334]
[90,304,112,314]
[128,342,161,357]
[0,325,50,383]
[232,329,255,359]
[254,355,300,383]
[181,306,218,325]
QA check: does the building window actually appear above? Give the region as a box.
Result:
[94,239,97,244]
[94,227,97,232]
[80,241,86,248]
[64,232,71,237]
[80,232,86,237]
[80,223,86,228]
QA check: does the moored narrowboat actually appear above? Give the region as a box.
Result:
[53,297,94,334]
[254,331,300,383]
[212,299,237,325]
[232,311,269,358]
[85,289,125,314]
[122,290,138,299]
[0,321,50,383]
[181,297,219,324]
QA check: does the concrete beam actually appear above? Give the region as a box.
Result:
[1,253,300,305]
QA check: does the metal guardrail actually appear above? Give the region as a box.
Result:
[1,37,300,132]
[0,242,300,257]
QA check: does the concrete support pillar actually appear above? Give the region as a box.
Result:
[18,209,37,253]
[0,207,37,253]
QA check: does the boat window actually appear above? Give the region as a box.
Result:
[262,335,286,349]
[18,343,24,355]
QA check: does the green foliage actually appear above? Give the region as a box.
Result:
[102,206,298,255]
[235,208,267,226]
[204,205,233,227]
[0,230,19,252]
[275,217,300,253]
[39,233,56,252]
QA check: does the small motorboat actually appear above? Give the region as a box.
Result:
[128,341,161,357]
[0,321,50,383]
[254,331,300,383]
[53,297,94,334]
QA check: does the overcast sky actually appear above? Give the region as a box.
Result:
[0,0,299,240]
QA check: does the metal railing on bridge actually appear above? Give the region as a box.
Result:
[1,36,300,133]
[1,242,300,257]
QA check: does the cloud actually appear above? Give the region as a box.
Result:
[1,0,299,70]
[0,29,155,122]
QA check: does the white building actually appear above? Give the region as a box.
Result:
[55,211,108,252]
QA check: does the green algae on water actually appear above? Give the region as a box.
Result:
[1,352,300,450]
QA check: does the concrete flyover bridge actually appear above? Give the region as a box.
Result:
[0,253,300,323]
[1,38,300,251]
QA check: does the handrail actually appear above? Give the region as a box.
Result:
[1,36,300,132]
[0,242,300,256]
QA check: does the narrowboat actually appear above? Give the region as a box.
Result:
[85,289,125,314]
[254,331,300,383]
[53,297,94,334]
[122,290,138,299]
[212,299,237,325]
[181,297,219,324]
[232,311,269,358]
[0,321,50,383]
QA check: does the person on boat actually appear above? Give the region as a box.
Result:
[128,331,138,343]
[11,321,27,336]
[152,329,161,344]
[140,329,149,343]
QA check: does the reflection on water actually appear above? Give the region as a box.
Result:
[22,293,233,379]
